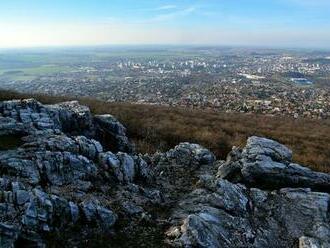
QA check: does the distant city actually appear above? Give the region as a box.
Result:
[0,46,329,119]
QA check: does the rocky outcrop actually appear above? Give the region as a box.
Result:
[94,114,134,153]
[1,99,329,248]
[0,99,151,246]
[149,143,216,205]
[167,177,330,247]
[217,136,330,192]
[0,99,92,134]
[0,99,133,153]
[167,137,330,248]
[0,178,118,247]
[164,142,216,167]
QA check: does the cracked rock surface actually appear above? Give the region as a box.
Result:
[0,99,149,247]
[167,137,330,248]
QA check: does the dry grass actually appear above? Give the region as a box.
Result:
[1,89,329,173]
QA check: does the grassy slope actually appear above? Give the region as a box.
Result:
[0,89,329,173]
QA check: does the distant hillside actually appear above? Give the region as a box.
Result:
[0,89,329,173]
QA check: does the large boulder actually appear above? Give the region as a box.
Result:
[0,99,95,136]
[166,137,330,248]
[218,136,330,192]
[0,99,134,154]
[98,151,153,184]
[0,139,98,187]
[0,99,59,132]
[94,114,133,153]
[167,177,330,248]
[158,142,216,168]
[47,101,94,135]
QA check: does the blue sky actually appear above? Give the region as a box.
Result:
[1,0,330,48]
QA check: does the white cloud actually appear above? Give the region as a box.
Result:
[156,5,177,10]
[129,4,177,13]
[144,6,197,23]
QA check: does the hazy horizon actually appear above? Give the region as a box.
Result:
[1,44,330,53]
[1,0,330,49]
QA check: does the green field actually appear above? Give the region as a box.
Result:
[0,65,72,80]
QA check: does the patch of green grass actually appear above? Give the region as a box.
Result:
[9,75,37,81]
[21,65,72,74]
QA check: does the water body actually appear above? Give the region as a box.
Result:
[291,78,313,85]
